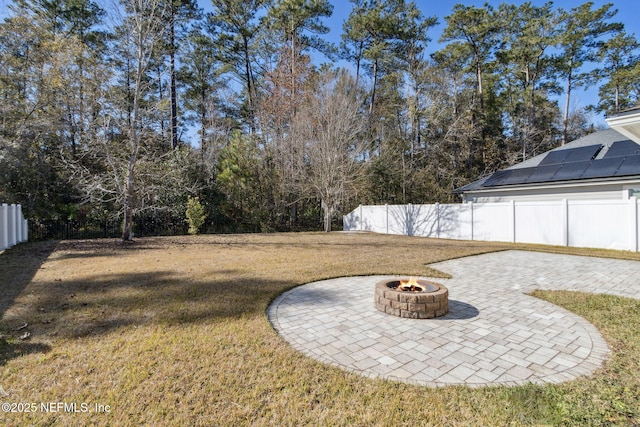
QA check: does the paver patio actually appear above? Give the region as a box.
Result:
[267,250,640,387]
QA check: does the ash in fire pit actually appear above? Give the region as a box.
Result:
[375,278,448,319]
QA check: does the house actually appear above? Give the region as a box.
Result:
[455,107,640,203]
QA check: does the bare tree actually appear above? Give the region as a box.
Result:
[118,0,168,240]
[291,69,367,232]
[257,46,315,227]
[64,0,197,241]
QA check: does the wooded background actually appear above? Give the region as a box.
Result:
[1,0,638,238]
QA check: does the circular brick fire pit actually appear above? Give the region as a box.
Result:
[375,278,448,319]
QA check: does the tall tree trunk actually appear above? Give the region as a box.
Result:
[243,36,255,132]
[170,6,178,149]
[354,40,363,90]
[369,59,378,115]
[290,31,297,114]
[122,2,150,241]
[562,59,573,146]
[322,199,332,232]
[476,59,483,112]
[524,66,536,160]
[157,65,164,134]
[200,86,207,154]
[122,161,136,241]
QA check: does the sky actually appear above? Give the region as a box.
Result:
[316,0,640,127]
[1,0,638,125]
[199,0,640,127]
[323,0,640,45]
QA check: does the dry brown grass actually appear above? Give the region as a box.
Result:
[0,232,638,426]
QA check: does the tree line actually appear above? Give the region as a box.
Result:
[1,0,638,238]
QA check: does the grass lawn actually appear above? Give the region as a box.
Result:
[0,232,639,426]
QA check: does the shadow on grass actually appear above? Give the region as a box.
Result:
[47,239,171,261]
[18,270,295,340]
[0,339,51,366]
[0,241,58,320]
[0,241,58,365]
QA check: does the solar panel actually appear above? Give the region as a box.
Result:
[613,155,640,177]
[539,149,570,166]
[582,158,624,179]
[563,144,603,163]
[550,161,591,181]
[482,170,512,187]
[603,140,640,158]
[481,143,637,188]
[501,168,535,185]
[483,167,539,187]
[525,165,563,183]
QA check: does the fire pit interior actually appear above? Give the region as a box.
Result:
[375,277,448,319]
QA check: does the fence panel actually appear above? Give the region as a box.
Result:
[515,201,565,246]
[28,219,123,241]
[636,199,640,252]
[0,203,28,251]
[386,204,438,237]
[344,198,640,252]
[568,200,630,250]
[360,205,387,233]
[343,209,359,231]
[438,204,473,240]
[28,213,190,242]
[0,204,7,250]
[472,203,513,242]
[629,197,640,252]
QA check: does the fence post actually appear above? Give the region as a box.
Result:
[510,200,516,243]
[385,204,389,234]
[435,203,440,238]
[561,199,569,247]
[630,196,638,252]
[0,204,7,250]
[470,201,474,241]
[8,204,17,247]
[16,204,23,243]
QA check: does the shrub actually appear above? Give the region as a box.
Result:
[185,196,207,235]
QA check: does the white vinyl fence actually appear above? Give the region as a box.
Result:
[0,204,28,251]
[344,198,640,252]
